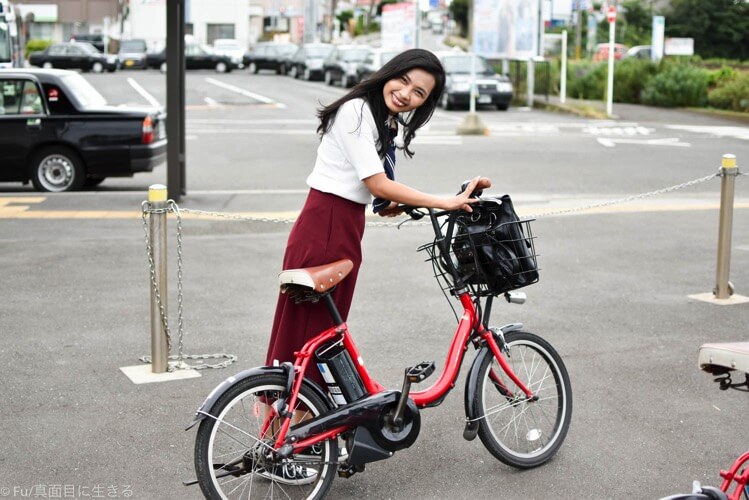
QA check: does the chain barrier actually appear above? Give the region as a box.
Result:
[141,200,237,371]
[140,170,742,370]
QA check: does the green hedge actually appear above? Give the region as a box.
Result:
[641,62,710,107]
[25,39,53,59]
[708,71,749,112]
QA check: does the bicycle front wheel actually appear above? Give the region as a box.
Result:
[194,374,338,499]
[472,330,572,468]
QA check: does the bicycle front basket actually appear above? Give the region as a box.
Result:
[449,196,539,295]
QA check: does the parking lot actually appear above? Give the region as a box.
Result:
[2,65,749,499]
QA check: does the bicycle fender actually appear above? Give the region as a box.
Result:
[463,346,491,440]
[185,365,329,431]
[463,323,523,440]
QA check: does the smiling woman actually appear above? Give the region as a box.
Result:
[265,48,492,392]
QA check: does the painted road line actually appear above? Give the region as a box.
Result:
[204,77,285,108]
[665,125,749,141]
[127,77,162,108]
[596,137,691,148]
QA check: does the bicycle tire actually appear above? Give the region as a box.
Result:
[472,331,572,468]
[194,373,338,499]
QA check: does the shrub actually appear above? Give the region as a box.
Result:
[566,61,607,100]
[25,39,53,59]
[612,58,658,103]
[641,62,709,107]
[708,72,749,112]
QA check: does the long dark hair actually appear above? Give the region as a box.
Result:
[316,48,445,158]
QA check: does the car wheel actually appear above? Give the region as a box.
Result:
[303,68,311,81]
[160,62,167,73]
[289,65,298,79]
[249,62,258,74]
[324,71,333,85]
[30,146,86,193]
[92,62,104,73]
[42,62,53,69]
[341,74,350,88]
[441,92,452,110]
[497,103,509,111]
[215,61,228,73]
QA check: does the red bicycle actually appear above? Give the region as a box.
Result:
[664,342,749,500]
[187,193,573,499]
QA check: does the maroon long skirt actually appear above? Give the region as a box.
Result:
[265,189,366,387]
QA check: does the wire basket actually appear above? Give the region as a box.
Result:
[419,217,539,297]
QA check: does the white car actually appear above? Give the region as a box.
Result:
[211,38,246,68]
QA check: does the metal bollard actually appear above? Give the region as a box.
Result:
[714,154,739,299]
[148,184,169,372]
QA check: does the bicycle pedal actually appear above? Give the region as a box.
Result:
[406,361,435,383]
[337,463,365,479]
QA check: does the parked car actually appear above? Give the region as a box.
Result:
[211,38,246,69]
[626,45,652,60]
[286,43,334,81]
[69,33,105,53]
[146,44,236,73]
[29,42,118,73]
[323,45,371,87]
[118,39,148,69]
[243,41,298,74]
[0,69,166,192]
[592,43,628,62]
[437,51,513,110]
[355,48,400,83]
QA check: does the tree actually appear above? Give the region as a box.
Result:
[449,0,468,38]
[666,0,749,60]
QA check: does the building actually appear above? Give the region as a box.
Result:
[15,0,117,43]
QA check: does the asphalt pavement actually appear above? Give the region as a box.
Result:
[1,98,748,499]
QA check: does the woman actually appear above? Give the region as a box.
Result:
[265,48,491,387]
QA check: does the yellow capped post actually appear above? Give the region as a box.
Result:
[148,184,168,203]
[722,154,737,169]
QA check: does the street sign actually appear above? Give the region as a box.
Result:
[606,6,616,23]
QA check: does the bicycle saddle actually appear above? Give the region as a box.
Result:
[698,342,749,375]
[279,259,354,292]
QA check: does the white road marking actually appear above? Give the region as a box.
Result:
[204,77,285,107]
[596,137,691,148]
[204,97,220,107]
[126,77,162,108]
[665,125,749,141]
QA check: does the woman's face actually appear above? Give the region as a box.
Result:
[382,68,436,115]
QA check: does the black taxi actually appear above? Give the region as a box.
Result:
[0,68,166,192]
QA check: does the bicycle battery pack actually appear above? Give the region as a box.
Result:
[316,340,367,406]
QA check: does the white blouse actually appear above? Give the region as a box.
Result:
[307,98,385,205]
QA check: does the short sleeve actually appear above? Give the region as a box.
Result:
[331,100,384,180]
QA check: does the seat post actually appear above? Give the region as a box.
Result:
[322,293,344,326]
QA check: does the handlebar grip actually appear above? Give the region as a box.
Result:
[402,206,425,220]
[458,180,483,198]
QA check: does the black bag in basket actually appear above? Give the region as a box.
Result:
[449,195,538,293]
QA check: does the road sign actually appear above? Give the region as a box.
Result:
[607,6,616,23]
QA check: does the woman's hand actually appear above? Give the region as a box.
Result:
[442,176,492,212]
[377,202,405,217]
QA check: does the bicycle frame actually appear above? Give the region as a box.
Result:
[270,288,535,453]
[720,451,749,500]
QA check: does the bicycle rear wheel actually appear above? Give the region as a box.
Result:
[194,374,338,499]
[472,331,572,468]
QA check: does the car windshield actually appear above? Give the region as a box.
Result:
[441,55,492,74]
[341,49,370,62]
[380,51,398,65]
[215,41,241,50]
[277,44,297,57]
[60,73,107,109]
[120,40,146,53]
[77,43,100,55]
[305,46,333,58]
